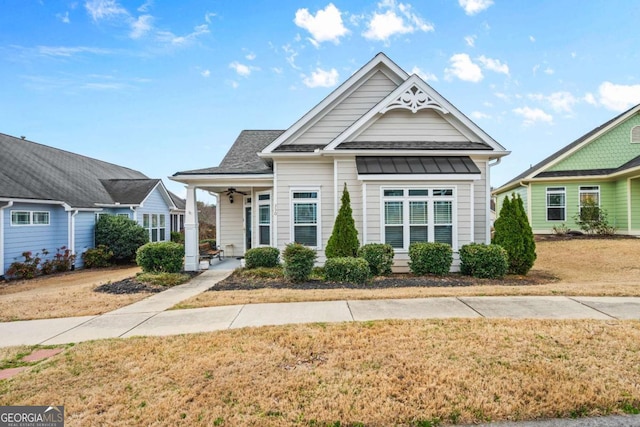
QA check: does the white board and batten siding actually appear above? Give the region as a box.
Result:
[354,109,468,142]
[291,70,399,146]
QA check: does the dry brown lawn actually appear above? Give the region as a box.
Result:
[1,319,639,426]
[0,266,143,321]
[176,238,640,309]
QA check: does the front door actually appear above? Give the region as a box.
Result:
[245,205,252,251]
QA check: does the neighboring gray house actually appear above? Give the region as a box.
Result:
[172,53,509,272]
[0,133,182,275]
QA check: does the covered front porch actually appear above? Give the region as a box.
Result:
[175,177,274,272]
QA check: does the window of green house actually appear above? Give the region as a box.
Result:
[546,187,566,221]
[579,186,600,223]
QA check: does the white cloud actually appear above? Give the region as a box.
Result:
[544,67,554,75]
[204,12,216,24]
[363,0,434,43]
[494,92,509,101]
[464,35,476,47]
[137,0,153,12]
[130,14,153,39]
[513,106,553,126]
[411,66,438,82]
[57,11,70,23]
[598,81,640,111]
[36,45,113,57]
[201,69,210,78]
[294,3,348,47]
[303,67,339,88]
[228,80,239,89]
[272,67,283,74]
[156,24,209,46]
[471,111,491,120]
[529,35,535,42]
[547,91,577,113]
[229,61,252,77]
[445,53,483,83]
[583,92,597,106]
[477,55,509,75]
[571,52,577,58]
[459,0,494,15]
[246,52,256,60]
[282,44,300,70]
[85,0,127,21]
[532,64,540,75]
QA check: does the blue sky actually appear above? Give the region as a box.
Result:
[3,0,640,202]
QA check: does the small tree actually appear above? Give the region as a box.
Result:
[95,215,149,262]
[492,194,536,275]
[573,198,616,235]
[325,183,360,258]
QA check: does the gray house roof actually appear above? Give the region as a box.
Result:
[0,133,165,208]
[174,130,284,175]
[356,156,481,175]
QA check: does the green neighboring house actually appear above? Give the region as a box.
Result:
[493,104,640,235]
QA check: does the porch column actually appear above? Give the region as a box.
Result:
[184,185,199,271]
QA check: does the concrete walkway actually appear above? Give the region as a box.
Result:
[1,263,640,347]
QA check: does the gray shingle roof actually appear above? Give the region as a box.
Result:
[356,156,480,174]
[0,133,158,208]
[174,130,284,175]
[100,179,160,205]
[168,191,186,210]
[337,141,492,150]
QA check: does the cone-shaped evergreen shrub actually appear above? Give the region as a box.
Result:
[325,183,360,258]
[492,194,536,275]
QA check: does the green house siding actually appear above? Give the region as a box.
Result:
[529,181,622,232]
[495,186,527,216]
[548,113,640,171]
[614,179,629,233]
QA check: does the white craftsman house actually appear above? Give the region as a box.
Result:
[171,53,509,272]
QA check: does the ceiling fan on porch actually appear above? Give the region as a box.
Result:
[224,188,247,203]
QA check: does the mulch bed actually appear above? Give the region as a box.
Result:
[94,271,202,295]
[208,271,557,292]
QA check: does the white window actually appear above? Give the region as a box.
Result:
[631,126,640,144]
[291,190,320,248]
[579,186,600,222]
[11,211,50,226]
[382,188,454,250]
[143,213,167,242]
[257,192,271,246]
[546,187,566,221]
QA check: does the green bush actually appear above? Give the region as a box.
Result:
[136,272,191,287]
[282,243,317,283]
[244,247,280,269]
[358,243,394,276]
[459,243,509,279]
[492,194,536,275]
[325,184,360,258]
[170,231,185,244]
[82,245,114,268]
[95,215,149,262]
[136,242,184,273]
[324,257,370,284]
[408,242,453,276]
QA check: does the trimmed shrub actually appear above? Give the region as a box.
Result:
[245,247,280,269]
[325,183,360,258]
[136,242,184,273]
[95,215,149,262]
[324,257,370,284]
[358,243,394,276]
[492,194,536,275]
[282,243,317,283]
[82,245,114,268]
[459,243,509,279]
[170,231,185,244]
[408,242,453,276]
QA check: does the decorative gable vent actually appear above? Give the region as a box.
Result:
[632,125,640,144]
[380,84,449,114]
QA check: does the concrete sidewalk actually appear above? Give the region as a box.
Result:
[1,283,640,347]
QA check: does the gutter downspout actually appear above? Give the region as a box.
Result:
[0,201,14,276]
[487,158,502,244]
[69,210,79,269]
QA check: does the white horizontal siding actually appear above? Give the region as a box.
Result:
[293,70,398,146]
[335,159,363,243]
[354,109,467,142]
[219,195,244,258]
[275,160,334,260]
[473,160,488,242]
